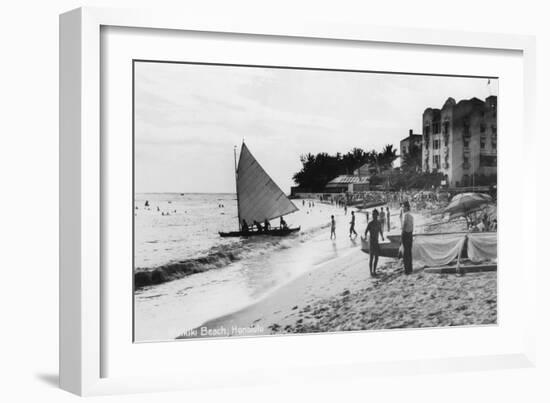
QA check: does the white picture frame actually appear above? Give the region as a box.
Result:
[60,6,537,396]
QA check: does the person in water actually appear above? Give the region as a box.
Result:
[330,215,336,240]
[349,211,357,238]
[401,201,414,275]
[365,209,384,276]
[242,219,249,232]
[280,217,288,230]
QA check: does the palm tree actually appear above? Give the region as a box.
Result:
[376,144,398,172]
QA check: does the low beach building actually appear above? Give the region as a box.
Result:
[325,174,370,193]
[422,95,497,187]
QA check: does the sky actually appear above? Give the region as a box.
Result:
[134,62,498,194]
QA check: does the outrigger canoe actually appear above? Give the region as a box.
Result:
[353,201,386,210]
[360,236,401,258]
[219,226,300,238]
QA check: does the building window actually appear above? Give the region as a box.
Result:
[480,155,497,167]
[491,125,497,135]
[462,121,470,135]
[480,123,486,133]
[432,122,441,134]
[433,155,440,168]
[433,139,440,150]
[442,121,450,135]
[492,141,497,150]
[424,125,431,136]
[463,139,470,148]
[463,156,469,164]
[480,138,486,149]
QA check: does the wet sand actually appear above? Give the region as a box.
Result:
[179,245,385,338]
[177,209,496,339]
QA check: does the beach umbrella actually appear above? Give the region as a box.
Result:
[444,193,493,219]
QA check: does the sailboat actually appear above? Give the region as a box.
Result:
[219,142,300,237]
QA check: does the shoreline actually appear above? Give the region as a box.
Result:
[179,252,497,340]
[177,246,379,339]
[177,209,496,340]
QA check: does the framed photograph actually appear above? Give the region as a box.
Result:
[60,7,537,396]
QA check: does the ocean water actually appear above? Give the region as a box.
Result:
[134,193,372,341]
[134,193,341,270]
[134,193,240,269]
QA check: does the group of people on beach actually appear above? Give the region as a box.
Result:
[364,201,414,277]
[469,212,497,233]
[330,201,414,277]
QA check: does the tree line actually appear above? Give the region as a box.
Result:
[292,145,399,192]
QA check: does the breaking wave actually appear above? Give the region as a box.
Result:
[134,222,330,289]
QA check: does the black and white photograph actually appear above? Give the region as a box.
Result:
[132,61,498,342]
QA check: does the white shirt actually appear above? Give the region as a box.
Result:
[402,212,414,233]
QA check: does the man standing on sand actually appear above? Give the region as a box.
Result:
[365,209,384,276]
[330,215,336,240]
[401,201,414,275]
[386,207,391,232]
[349,211,357,238]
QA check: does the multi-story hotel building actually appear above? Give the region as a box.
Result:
[422,96,497,187]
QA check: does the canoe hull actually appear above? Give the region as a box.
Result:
[360,237,401,258]
[219,226,301,238]
[354,201,386,210]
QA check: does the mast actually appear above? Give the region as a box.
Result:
[234,145,241,230]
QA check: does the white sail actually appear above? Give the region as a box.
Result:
[236,143,298,225]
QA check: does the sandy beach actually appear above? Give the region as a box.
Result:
[177,206,496,340]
